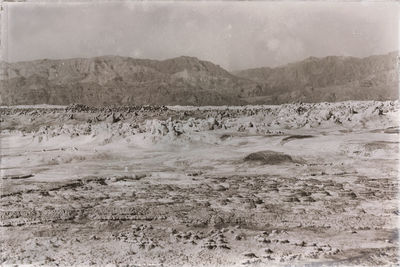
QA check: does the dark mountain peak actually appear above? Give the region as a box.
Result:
[173,55,200,61]
[153,56,230,76]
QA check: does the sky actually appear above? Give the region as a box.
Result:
[1,1,399,70]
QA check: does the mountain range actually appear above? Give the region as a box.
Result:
[0,52,398,106]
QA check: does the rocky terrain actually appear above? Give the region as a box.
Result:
[0,56,258,106]
[234,52,399,104]
[1,101,399,266]
[1,52,398,106]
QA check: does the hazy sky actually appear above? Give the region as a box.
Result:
[1,1,399,70]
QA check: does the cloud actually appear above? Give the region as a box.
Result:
[2,1,398,70]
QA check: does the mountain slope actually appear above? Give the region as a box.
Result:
[0,56,261,106]
[234,52,398,104]
[0,52,398,106]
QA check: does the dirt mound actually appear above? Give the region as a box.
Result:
[281,135,314,145]
[244,150,295,164]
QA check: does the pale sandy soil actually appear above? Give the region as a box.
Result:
[0,101,399,266]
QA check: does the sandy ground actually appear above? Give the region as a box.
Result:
[0,101,399,266]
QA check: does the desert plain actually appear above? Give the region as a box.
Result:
[0,100,399,266]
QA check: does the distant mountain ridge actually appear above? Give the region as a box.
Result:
[234,52,399,104]
[0,56,262,106]
[0,52,398,106]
